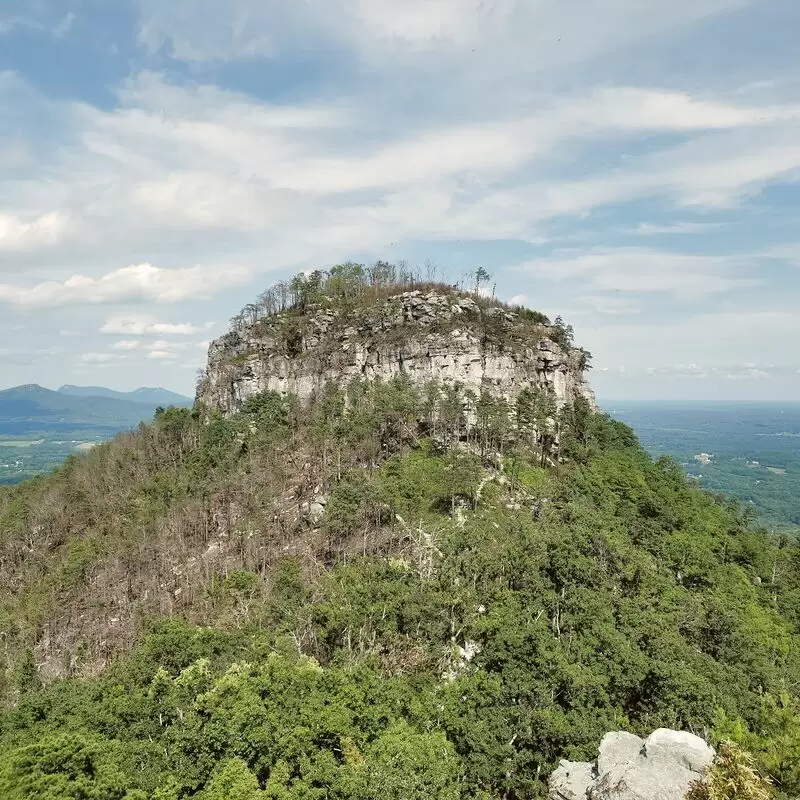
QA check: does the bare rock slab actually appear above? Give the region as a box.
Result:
[548,729,714,800]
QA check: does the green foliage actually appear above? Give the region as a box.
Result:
[363,723,461,800]
[1,374,800,799]
[239,391,288,430]
[0,734,134,800]
[202,758,264,800]
[687,742,774,800]
[550,315,575,349]
[712,695,800,796]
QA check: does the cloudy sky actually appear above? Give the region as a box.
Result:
[0,0,798,401]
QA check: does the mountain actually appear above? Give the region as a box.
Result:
[0,383,163,435]
[197,280,593,415]
[58,384,192,407]
[0,385,190,484]
[0,267,797,799]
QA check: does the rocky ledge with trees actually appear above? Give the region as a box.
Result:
[196,262,594,418]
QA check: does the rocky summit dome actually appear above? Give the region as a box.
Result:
[197,273,595,416]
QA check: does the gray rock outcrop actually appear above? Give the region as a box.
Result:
[197,289,595,416]
[549,729,715,800]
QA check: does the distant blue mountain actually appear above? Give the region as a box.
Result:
[0,384,195,483]
[0,384,172,436]
[57,385,192,407]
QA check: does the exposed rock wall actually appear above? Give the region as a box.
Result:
[197,289,595,415]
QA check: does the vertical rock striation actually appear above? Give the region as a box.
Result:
[197,288,595,415]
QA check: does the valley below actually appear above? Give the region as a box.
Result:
[606,401,800,534]
[0,384,192,484]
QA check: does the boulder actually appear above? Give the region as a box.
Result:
[643,729,715,774]
[548,729,714,800]
[308,502,326,523]
[596,732,644,777]
[549,760,595,800]
[589,761,699,800]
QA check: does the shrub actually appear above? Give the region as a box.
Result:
[687,742,774,800]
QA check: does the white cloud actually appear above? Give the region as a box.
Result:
[517,247,759,296]
[626,221,727,235]
[724,368,771,381]
[579,310,800,375]
[135,0,748,68]
[632,363,775,381]
[0,8,79,40]
[108,338,202,362]
[81,352,124,363]
[52,12,75,38]
[0,263,250,309]
[2,67,797,277]
[581,295,641,316]
[100,315,210,336]
[0,211,70,252]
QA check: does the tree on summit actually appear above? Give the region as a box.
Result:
[473,266,491,298]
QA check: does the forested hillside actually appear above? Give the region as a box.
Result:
[0,275,797,799]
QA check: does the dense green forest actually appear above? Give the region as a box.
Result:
[0,270,796,799]
[0,376,798,798]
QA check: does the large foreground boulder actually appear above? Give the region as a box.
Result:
[549,729,715,800]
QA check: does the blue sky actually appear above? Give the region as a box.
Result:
[1,0,799,401]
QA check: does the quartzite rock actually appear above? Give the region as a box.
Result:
[548,729,715,800]
[197,290,595,415]
[550,761,596,800]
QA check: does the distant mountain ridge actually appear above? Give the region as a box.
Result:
[57,385,192,407]
[0,384,190,437]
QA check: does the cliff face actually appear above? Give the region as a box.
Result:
[197,288,595,414]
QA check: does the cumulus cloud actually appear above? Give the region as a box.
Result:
[105,337,202,366]
[104,338,203,361]
[0,211,70,253]
[0,264,250,309]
